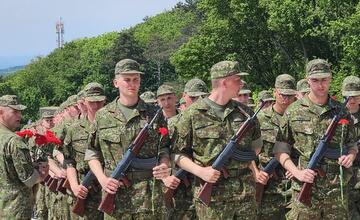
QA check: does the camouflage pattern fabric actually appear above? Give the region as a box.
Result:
[349,110,360,220]
[273,95,357,220]
[257,105,291,220]
[86,98,169,219]
[173,98,262,220]
[0,123,38,219]
[62,117,104,220]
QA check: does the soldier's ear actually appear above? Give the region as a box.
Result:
[113,78,119,88]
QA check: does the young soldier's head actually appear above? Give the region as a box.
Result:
[183,78,208,108]
[113,59,143,99]
[306,59,332,98]
[257,90,275,108]
[0,95,26,131]
[157,84,177,118]
[342,76,360,113]
[296,79,310,100]
[233,80,251,105]
[83,82,107,115]
[274,74,297,111]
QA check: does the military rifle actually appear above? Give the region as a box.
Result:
[97,107,163,215]
[255,158,280,204]
[297,97,349,206]
[197,101,266,206]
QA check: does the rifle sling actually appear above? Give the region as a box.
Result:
[232,148,257,162]
[130,157,157,170]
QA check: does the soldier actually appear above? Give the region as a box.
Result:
[85,58,171,219]
[233,80,251,106]
[0,95,49,219]
[257,74,297,219]
[296,79,310,100]
[173,61,267,219]
[182,78,208,108]
[140,91,157,104]
[274,59,358,219]
[257,90,275,109]
[157,84,178,119]
[342,76,360,220]
[62,82,106,220]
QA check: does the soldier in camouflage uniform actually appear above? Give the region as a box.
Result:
[341,76,360,220]
[62,83,106,220]
[182,78,208,109]
[85,59,171,219]
[257,74,297,219]
[157,84,179,120]
[257,90,275,109]
[173,61,267,220]
[274,59,358,220]
[233,80,252,106]
[296,79,310,100]
[0,95,49,219]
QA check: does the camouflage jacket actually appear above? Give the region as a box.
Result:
[351,109,360,166]
[62,117,91,175]
[86,97,169,170]
[173,98,262,170]
[274,95,357,181]
[0,124,38,219]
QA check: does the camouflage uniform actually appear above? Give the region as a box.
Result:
[273,59,358,220]
[0,95,40,219]
[62,83,106,220]
[341,76,360,220]
[85,59,170,220]
[257,74,297,220]
[140,91,157,104]
[173,61,263,220]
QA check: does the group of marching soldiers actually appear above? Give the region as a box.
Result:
[0,57,359,220]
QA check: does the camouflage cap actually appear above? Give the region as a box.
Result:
[157,84,175,97]
[297,79,310,93]
[66,95,78,107]
[238,80,251,95]
[306,59,332,79]
[210,61,245,79]
[275,74,297,95]
[248,98,256,108]
[184,78,208,97]
[258,90,275,102]
[0,95,27,111]
[40,107,58,118]
[83,82,106,102]
[342,76,360,97]
[140,91,157,103]
[114,59,144,75]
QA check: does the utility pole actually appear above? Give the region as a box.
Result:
[56,17,65,48]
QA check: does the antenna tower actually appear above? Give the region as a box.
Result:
[56,17,65,48]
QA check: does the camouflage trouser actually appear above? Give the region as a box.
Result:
[349,167,360,220]
[34,185,48,220]
[103,177,166,220]
[47,191,72,220]
[257,178,291,220]
[165,184,195,220]
[193,171,256,220]
[286,172,349,220]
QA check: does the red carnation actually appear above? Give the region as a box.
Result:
[159,127,168,137]
[16,129,34,138]
[45,130,62,145]
[338,119,349,125]
[35,133,48,145]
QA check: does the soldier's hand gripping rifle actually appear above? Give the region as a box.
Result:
[163,168,190,208]
[255,158,280,204]
[197,101,267,206]
[71,170,97,217]
[297,97,350,207]
[97,107,163,215]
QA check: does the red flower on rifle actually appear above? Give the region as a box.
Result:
[338,119,349,125]
[45,130,62,145]
[35,133,48,145]
[159,127,168,137]
[16,129,34,138]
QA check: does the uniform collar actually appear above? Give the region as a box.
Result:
[300,94,337,116]
[107,97,148,123]
[194,98,239,120]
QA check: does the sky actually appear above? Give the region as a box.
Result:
[0,0,183,69]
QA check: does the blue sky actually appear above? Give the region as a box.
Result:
[0,0,183,68]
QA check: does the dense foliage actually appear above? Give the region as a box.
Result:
[2,0,360,121]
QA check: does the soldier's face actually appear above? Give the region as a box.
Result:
[77,100,87,114]
[235,93,250,105]
[0,107,22,130]
[274,90,296,107]
[308,77,331,97]
[347,96,360,110]
[114,74,140,98]
[157,94,177,112]
[183,93,198,107]
[225,75,243,98]
[85,100,105,114]
[42,117,54,129]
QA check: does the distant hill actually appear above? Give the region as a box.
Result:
[0,65,25,75]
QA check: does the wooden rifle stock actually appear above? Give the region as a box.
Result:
[72,198,86,217]
[163,169,191,208]
[98,193,116,215]
[48,178,59,193]
[297,182,313,207]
